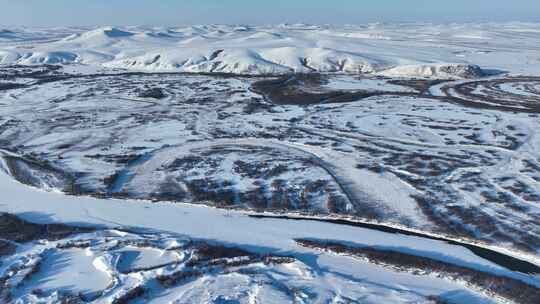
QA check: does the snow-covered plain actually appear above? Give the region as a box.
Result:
[1,23,540,303]
[0,168,538,304]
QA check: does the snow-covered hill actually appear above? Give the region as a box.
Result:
[1,23,540,77]
[1,24,540,303]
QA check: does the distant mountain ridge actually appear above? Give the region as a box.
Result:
[1,23,539,77]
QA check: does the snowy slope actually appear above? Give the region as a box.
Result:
[1,23,540,77]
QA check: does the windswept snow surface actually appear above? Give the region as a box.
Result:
[0,23,540,76]
[0,170,537,304]
[1,23,540,303]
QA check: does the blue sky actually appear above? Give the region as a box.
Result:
[2,0,540,26]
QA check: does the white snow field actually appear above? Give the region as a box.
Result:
[0,169,538,304]
[1,23,540,303]
[0,23,539,76]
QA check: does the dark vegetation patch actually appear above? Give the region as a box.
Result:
[0,82,26,91]
[0,213,94,243]
[156,242,295,288]
[388,79,447,94]
[189,242,253,265]
[3,154,74,193]
[86,153,142,165]
[0,240,17,257]
[138,87,166,99]
[250,213,540,275]
[112,286,146,304]
[0,64,63,80]
[443,77,540,113]
[296,238,540,304]
[251,74,420,105]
